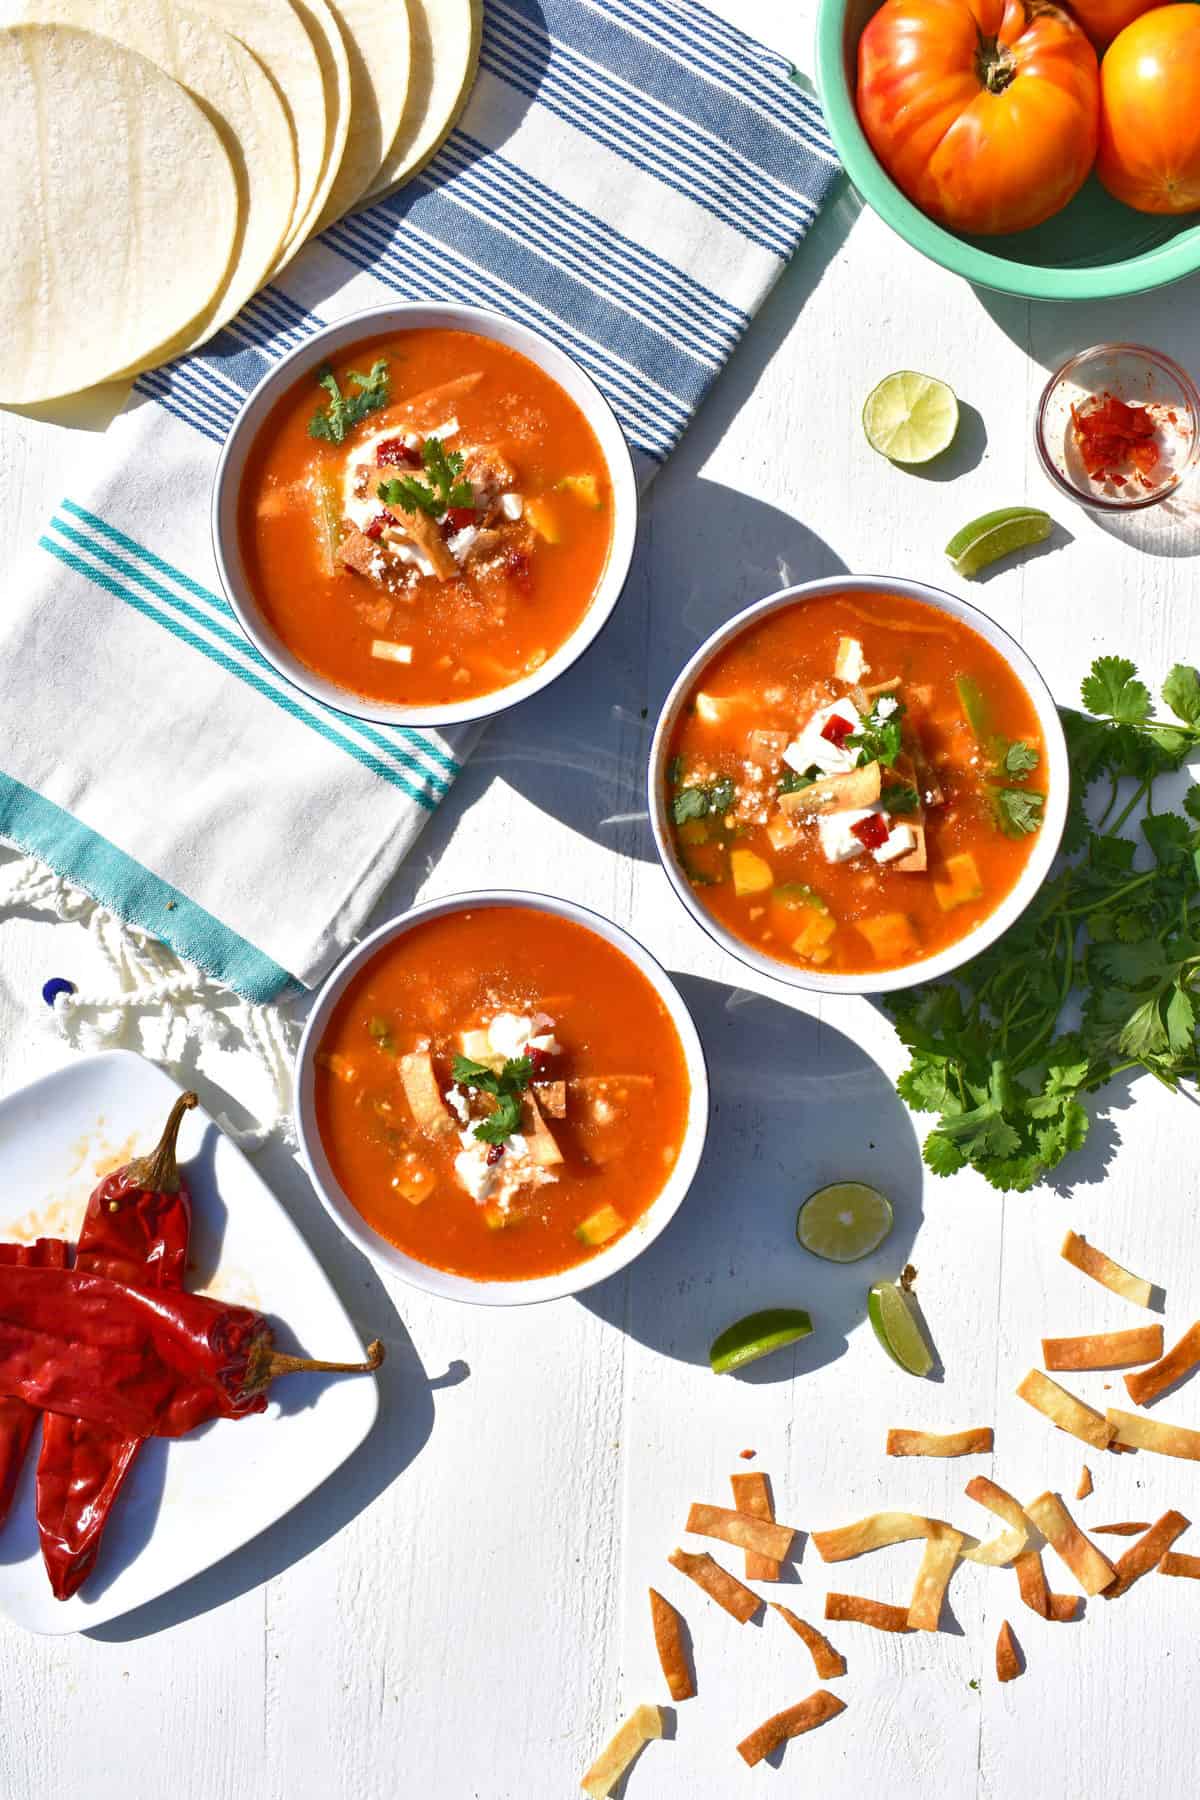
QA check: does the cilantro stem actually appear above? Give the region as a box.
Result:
[1059,869,1160,919]
[1106,777,1152,838]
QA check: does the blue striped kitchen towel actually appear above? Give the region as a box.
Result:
[0,0,839,1002]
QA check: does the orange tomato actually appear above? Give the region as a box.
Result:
[1065,0,1156,47]
[857,0,1100,236]
[1097,6,1200,213]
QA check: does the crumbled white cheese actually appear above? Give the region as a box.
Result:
[875,695,899,719]
[454,1134,498,1202]
[873,823,917,864]
[528,1031,562,1055]
[783,700,862,779]
[487,1012,534,1060]
[447,524,479,560]
[425,416,459,441]
[834,635,867,682]
[444,1086,470,1125]
[381,533,436,578]
[816,807,878,863]
[499,492,524,520]
[452,1127,559,1210]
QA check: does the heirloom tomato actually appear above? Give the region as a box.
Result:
[1064,0,1156,49]
[1097,6,1200,214]
[857,0,1100,236]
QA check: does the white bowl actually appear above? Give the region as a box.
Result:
[648,575,1069,997]
[294,890,710,1305]
[212,302,639,728]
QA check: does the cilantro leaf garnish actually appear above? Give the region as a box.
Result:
[1003,741,1040,778]
[849,698,906,769]
[378,436,474,520]
[308,359,390,443]
[779,768,816,795]
[671,777,735,826]
[885,655,1200,1192]
[881,781,920,815]
[452,1052,534,1148]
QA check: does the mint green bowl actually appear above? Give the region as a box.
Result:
[814,0,1200,301]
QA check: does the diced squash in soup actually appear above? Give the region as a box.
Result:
[664,590,1047,976]
[314,908,691,1282]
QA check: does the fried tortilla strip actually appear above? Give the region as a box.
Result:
[1093,1522,1152,1536]
[667,1548,761,1623]
[908,1524,964,1632]
[1076,1464,1093,1500]
[1123,1321,1200,1407]
[811,1512,935,1563]
[1107,1407,1200,1461]
[731,1471,780,1581]
[824,1592,912,1633]
[1104,1511,1190,1599]
[580,1704,663,1798]
[1060,1231,1154,1308]
[1049,1593,1081,1622]
[1042,1325,1163,1372]
[736,1690,846,1768]
[1016,1369,1114,1450]
[778,760,883,817]
[1159,1551,1200,1579]
[398,1050,454,1137]
[963,1476,1028,1567]
[995,1620,1022,1683]
[1024,1492,1116,1596]
[770,1605,846,1679]
[648,1588,693,1703]
[1014,1550,1050,1618]
[887,1427,993,1458]
[686,1502,794,1565]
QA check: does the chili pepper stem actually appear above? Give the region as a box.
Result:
[124,1092,198,1195]
[243,1336,385,1395]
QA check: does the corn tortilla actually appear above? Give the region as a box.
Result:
[359,0,482,206]
[311,0,411,231]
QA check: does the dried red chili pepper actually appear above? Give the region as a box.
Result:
[0,1266,383,1437]
[36,1092,196,1599]
[0,1239,67,1526]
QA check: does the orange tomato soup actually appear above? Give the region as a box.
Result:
[664,591,1048,975]
[314,907,692,1281]
[239,329,614,707]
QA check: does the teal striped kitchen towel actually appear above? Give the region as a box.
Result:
[0,0,840,1001]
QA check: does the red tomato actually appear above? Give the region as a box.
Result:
[1097,6,1200,213]
[857,0,1100,236]
[1066,0,1156,48]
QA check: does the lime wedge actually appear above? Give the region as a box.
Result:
[797,1182,893,1263]
[863,371,959,464]
[946,507,1052,578]
[709,1307,813,1375]
[868,1277,934,1376]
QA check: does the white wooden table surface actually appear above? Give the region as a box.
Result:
[3,6,1200,1795]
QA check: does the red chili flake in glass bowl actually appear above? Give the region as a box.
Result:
[1070,392,1161,488]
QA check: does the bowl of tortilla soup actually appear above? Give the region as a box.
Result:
[649,577,1068,995]
[295,893,708,1304]
[214,304,637,726]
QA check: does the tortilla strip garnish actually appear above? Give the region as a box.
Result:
[1014,1549,1050,1618]
[1016,1369,1114,1450]
[667,1547,761,1623]
[824,1592,913,1633]
[887,1427,993,1458]
[1104,1510,1190,1599]
[770,1605,847,1678]
[686,1501,794,1565]
[1076,1464,1093,1500]
[908,1524,965,1632]
[1159,1551,1200,1579]
[1094,1522,1152,1535]
[731,1471,780,1581]
[1024,1492,1117,1596]
[962,1476,1028,1566]
[736,1689,846,1768]
[648,1588,694,1703]
[1060,1230,1154,1308]
[580,1704,663,1798]
[1049,1593,1081,1622]
[1106,1406,1200,1461]
[778,760,882,818]
[1042,1325,1164,1371]
[1123,1321,1200,1407]
[995,1620,1022,1683]
[811,1512,936,1563]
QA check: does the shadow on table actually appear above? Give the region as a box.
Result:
[577,974,923,1378]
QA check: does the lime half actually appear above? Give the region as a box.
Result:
[710,1307,813,1375]
[798,1182,893,1263]
[868,1277,934,1376]
[946,507,1052,578]
[863,371,959,465]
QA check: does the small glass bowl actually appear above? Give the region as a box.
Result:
[1035,342,1200,513]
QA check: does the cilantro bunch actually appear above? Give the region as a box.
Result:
[452,1053,533,1146]
[308,359,390,443]
[886,657,1200,1191]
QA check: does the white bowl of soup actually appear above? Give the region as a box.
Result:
[213,304,638,726]
[649,577,1069,995]
[294,892,709,1304]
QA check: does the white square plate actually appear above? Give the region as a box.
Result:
[0,1050,379,1634]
